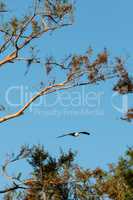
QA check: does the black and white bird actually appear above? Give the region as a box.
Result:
[57,131,90,138]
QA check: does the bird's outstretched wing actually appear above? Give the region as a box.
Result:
[57,134,69,138]
[57,132,75,138]
[80,131,90,135]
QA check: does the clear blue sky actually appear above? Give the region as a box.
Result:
[0,0,133,187]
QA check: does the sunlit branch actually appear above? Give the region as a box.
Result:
[0,23,71,67]
[0,67,118,124]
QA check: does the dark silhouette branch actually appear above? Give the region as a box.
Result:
[0,185,27,194]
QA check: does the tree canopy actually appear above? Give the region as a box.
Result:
[1,145,133,200]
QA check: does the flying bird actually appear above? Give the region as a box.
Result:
[57,131,90,138]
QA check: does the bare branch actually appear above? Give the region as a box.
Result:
[0,184,27,194]
[0,68,118,124]
[2,146,31,182]
[0,23,71,67]
[0,0,73,69]
[0,81,69,123]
